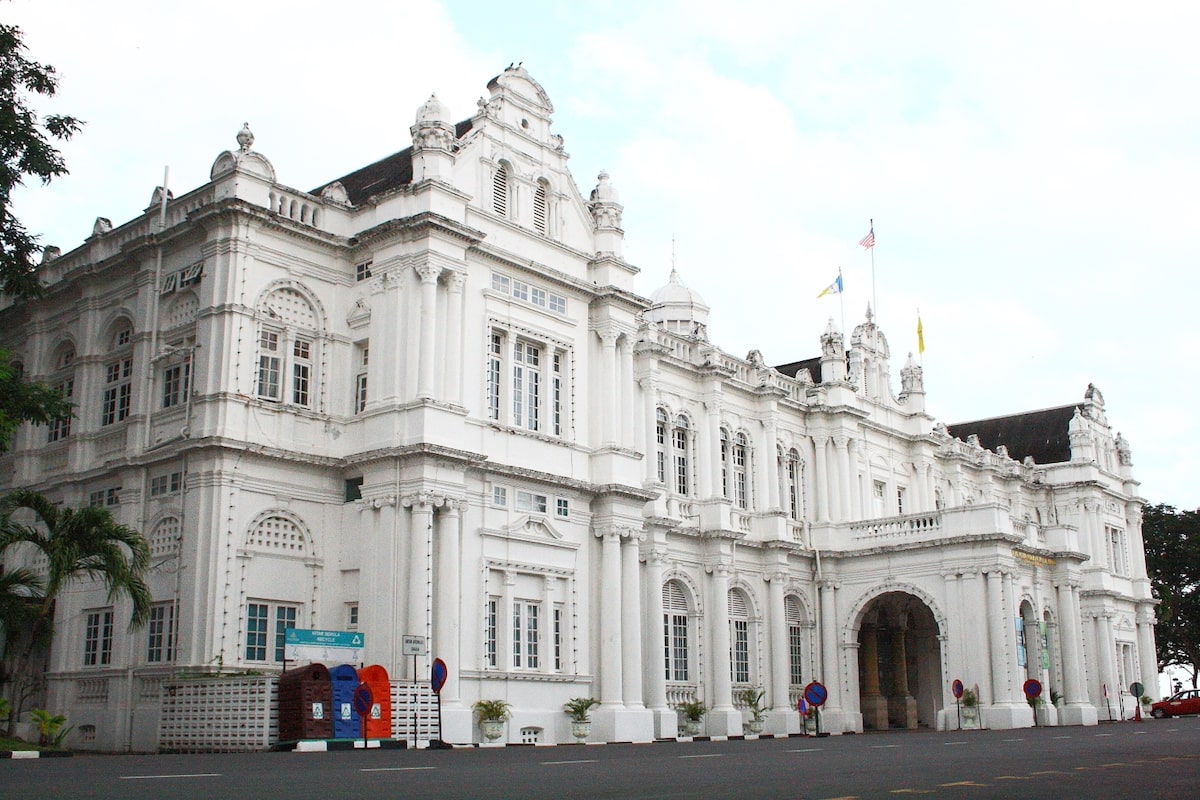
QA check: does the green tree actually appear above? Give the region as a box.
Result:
[1142,503,1200,690]
[0,20,82,450]
[0,489,150,734]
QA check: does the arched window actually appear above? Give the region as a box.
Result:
[733,433,749,509]
[785,595,805,686]
[533,179,549,235]
[663,580,692,682]
[257,287,320,408]
[492,162,511,217]
[47,343,75,442]
[101,322,135,427]
[672,415,691,496]
[655,408,668,483]
[729,589,752,684]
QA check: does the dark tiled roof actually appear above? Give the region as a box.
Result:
[775,356,822,383]
[310,119,474,205]
[947,404,1076,465]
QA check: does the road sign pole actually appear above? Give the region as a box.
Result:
[956,697,961,731]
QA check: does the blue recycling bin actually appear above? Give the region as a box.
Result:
[330,663,362,738]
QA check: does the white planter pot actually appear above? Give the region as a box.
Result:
[683,719,702,737]
[747,718,765,734]
[570,721,591,743]
[480,720,505,742]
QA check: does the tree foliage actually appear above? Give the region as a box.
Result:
[0,489,150,734]
[1142,503,1200,689]
[0,21,81,451]
[1,21,82,298]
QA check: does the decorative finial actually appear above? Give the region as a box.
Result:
[865,303,874,323]
[237,122,254,152]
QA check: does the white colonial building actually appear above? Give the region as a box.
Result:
[0,67,1157,751]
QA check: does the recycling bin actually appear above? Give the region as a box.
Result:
[357,664,392,739]
[329,663,362,738]
[278,663,332,741]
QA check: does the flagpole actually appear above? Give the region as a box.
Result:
[838,268,846,340]
[869,218,877,318]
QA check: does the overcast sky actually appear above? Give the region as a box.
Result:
[10,1,1198,509]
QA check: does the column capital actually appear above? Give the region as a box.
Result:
[832,434,850,449]
[818,578,840,591]
[447,270,467,291]
[764,570,789,584]
[415,262,441,283]
[401,490,444,509]
[705,559,733,577]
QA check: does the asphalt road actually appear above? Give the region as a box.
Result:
[4,718,1198,800]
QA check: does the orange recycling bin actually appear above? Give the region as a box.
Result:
[357,664,392,739]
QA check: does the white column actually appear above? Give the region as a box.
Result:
[619,337,635,450]
[542,575,556,675]
[696,402,714,499]
[621,532,645,708]
[435,500,462,703]
[767,572,790,711]
[819,580,842,713]
[986,570,1011,705]
[762,417,780,511]
[1097,612,1117,710]
[1056,582,1084,705]
[642,378,659,484]
[812,436,830,523]
[644,548,668,712]
[707,400,723,500]
[1136,606,1158,700]
[598,528,623,705]
[443,271,465,404]
[408,496,433,680]
[500,570,515,671]
[415,263,440,400]
[709,563,734,710]
[598,330,618,446]
[847,440,862,520]
[835,436,853,522]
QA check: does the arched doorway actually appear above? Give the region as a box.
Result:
[857,591,942,730]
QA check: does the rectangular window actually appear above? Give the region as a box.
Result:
[665,613,689,682]
[83,608,114,667]
[556,498,570,518]
[485,598,498,668]
[146,602,176,663]
[530,286,547,307]
[512,341,541,431]
[548,294,567,314]
[492,486,507,507]
[552,352,563,436]
[88,490,105,507]
[90,487,120,507]
[789,624,805,685]
[344,477,363,502]
[245,601,296,662]
[355,260,373,281]
[733,443,747,509]
[487,333,502,421]
[257,330,281,400]
[516,491,547,514]
[673,428,689,495]
[873,480,886,517]
[553,606,563,671]
[732,619,750,683]
[354,344,369,414]
[47,379,73,442]
[896,486,907,515]
[347,603,359,630]
[491,273,511,294]
[292,338,312,406]
[1107,526,1128,575]
[511,280,529,302]
[101,358,133,426]
[162,360,191,408]
[512,600,539,670]
[150,472,182,497]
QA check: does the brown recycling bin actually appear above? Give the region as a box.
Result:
[278,663,333,741]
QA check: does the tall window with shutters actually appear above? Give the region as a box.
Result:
[786,596,806,686]
[533,179,549,234]
[492,162,511,217]
[663,580,691,682]
[672,415,691,496]
[729,589,751,684]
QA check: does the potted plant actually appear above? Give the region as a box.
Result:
[472,699,510,743]
[739,687,767,734]
[677,699,706,737]
[30,709,72,748]
[960,687,980,729]
[563,697,599,743]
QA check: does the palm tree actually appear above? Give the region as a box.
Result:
[0,489,151,734]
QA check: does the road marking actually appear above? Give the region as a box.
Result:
[1053,735,1071,739]
[944,741,969,745]
[1030,770,1069,776]
[996,776,1031,780]
[871,744,901,748]
[890,789,933,794]
[680,753,724,759]
[788,748,823,753]
[1002,738,1024,742]
[1132,731,1147,735]
[361,767,436,772]
[940,781,987,787]
[1095,733,1114,737]
[120,774,221,780]
[541,759,598,766]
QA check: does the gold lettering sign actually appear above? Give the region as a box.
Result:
[1013,549,1056,567]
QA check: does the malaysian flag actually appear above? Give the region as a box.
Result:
[859,228,875,249]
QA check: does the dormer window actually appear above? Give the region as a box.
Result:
[533,179,548,235]
[492,162,511,217]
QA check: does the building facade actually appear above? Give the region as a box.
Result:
[0,67,1157,750]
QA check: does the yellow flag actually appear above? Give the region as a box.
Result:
[917,315,925,354]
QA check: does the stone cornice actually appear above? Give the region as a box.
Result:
[351,211,485,251]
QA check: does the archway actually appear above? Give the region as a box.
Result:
[857,591,942,730]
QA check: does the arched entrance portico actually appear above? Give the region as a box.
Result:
[857,591,942,730]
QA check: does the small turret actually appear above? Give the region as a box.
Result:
[411,94,457,181]
[588,170,624,257]
[820,318,847,383]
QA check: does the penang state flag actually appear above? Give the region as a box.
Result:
[817,273,843,298]
[917,314,925,354]
[859,228,875,249]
